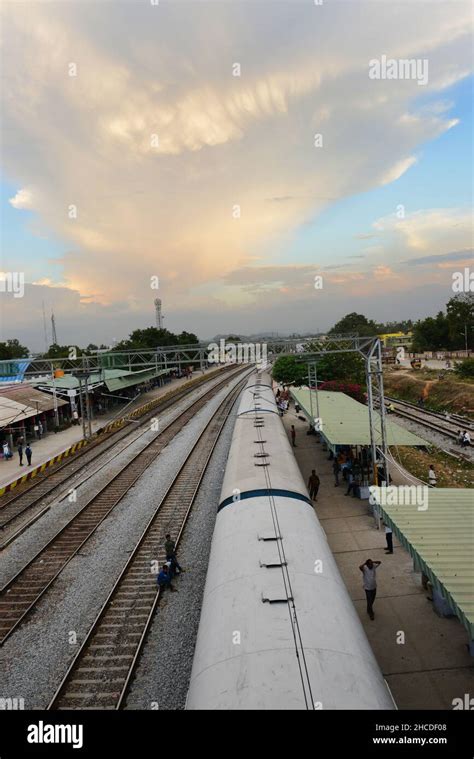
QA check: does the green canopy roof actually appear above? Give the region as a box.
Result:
[36,368,169,393]
[371,487,474,638]
[105,368,168,391]
[290,387,427,447]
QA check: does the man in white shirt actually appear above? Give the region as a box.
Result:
[359,558,382,620]
[384,522,393,554]
[428,465,437,487]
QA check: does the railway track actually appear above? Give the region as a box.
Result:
[47,375,246,709]
[0,367,233,538]
[383,396,473,447]
[0,367,248,645]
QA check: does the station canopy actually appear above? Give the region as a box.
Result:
[371,488,474,639]
[36,368,170,394]
[290,387,427,447]
[0,385,67,428]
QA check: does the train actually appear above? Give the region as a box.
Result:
[186,371,395,710]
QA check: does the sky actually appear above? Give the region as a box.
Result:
[0,0,473,351]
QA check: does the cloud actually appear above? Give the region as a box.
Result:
[372,208,473,253]
[379,156,417,185]
[406,249,474,265]
[9,188,34,210]
[1,0,472,346]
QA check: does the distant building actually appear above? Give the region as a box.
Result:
[379,332,413,350]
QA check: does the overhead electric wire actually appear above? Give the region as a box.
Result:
[250,381,315,710]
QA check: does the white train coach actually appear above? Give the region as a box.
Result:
[186,371,395,710]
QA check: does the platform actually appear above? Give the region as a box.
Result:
[280,401,474,709]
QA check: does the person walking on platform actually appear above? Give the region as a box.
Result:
[345,475,359,497]
[333,458,340,486]
[308,470,320,501]
[359,558,381,620]
[25,444,32,467]
[290,425,296,447]
[383,522,393,554]
[17,441,24,466]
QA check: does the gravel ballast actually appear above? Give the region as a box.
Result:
[0,372,245,709]
[124,390,239,710]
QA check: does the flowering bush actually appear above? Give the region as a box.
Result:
[319,380,364,402]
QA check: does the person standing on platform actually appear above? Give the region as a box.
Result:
[308,470,320,501]
[384,522,393,554]
[333,458,340,486]
[17,441,24,466]
[428,465,437,487]
[290,425,296,447]
[359,558,382,620]
[25,444,32,467]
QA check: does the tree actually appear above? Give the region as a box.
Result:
[0,339,29,360]
[446,293,474,350]
[310,351,366,385]
[272,356,308,386]
[376,319,413,334]
[176,331,199,345]
[328,312,378,336]
[411,312,450,352]
[454,358,474,379]
[43,344,84,358]
[115,327,199,351]
[319,380,364,402]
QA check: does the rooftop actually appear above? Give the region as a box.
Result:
[371,487,474,639]
[290,387,428,447]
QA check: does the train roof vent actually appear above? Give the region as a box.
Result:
[253,440,266,443]
[254,452,269,458]
[262,590,293,604]
[258,533,282,541]
[259,560,287,568]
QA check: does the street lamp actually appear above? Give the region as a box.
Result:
[460,325,472,353]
